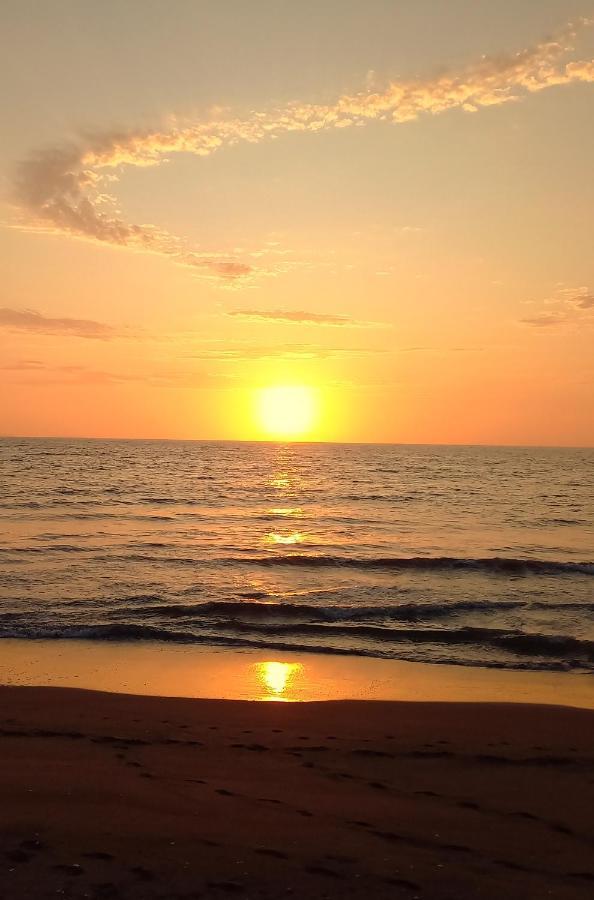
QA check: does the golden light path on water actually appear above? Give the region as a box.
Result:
[265,532,305,545]
[265,465,306,547]
[269,474,290,489]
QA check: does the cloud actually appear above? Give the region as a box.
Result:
[0,359,233,388]
[0,361,134,385]
[561,286,594,309]
[0,307,116,339]
[227,309,381,327]
[0,358,46,370]
[396,345,484,352]
[521,313,566,327]
[11,19,594,283]
[186,341,387,361]
[520,285,594,328]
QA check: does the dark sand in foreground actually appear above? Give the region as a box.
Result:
[1,686,593,899]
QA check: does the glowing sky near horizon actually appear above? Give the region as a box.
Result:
[1,0,593,445]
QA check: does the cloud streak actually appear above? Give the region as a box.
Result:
[0,307,117,339]
[227,309,380,326]
[186,341,386,361]
[0,359,234,388]
[12,19,594,282]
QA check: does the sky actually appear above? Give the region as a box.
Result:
[1,0,593,445]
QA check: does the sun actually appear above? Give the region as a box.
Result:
[255,385,318,440]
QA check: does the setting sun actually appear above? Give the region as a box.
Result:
[255,385,319,440]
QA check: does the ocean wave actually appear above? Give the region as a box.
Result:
[123,598,530,622]
[1,547,591,576]
[162,618,594,663]
[0,621,591,671]
[219,554,594,576]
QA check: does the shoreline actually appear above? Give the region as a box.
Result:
[0,684,593,899]
[1,637,592,708]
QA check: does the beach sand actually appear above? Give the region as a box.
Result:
[0,685,593,899]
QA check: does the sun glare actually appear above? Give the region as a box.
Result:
[255,385,318,440]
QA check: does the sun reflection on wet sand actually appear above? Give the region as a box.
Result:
[255,661,304,701]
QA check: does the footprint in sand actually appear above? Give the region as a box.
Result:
[550,822,575,835]
[206,879,244,892]
[90,882,120,898]
[20,838,47,852]
[130,865,156,881]
[254,847,289,859]
[570,872,594,882]
[384,875,420,890]
[53,863,84,876]
[6,850,31,863]
[304,864,344,879]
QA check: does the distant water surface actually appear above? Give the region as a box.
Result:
[0,438,592,672]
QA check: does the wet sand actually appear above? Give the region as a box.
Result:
[0,685,593,899]
[2,638,594,707]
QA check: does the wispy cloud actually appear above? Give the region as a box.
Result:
[227,309,382,327]
[186,341,387,361]
[397,345,484,352]
[11,20,594,283]
[520,285,594,328]
[0,359,47,371]
[0,360,135,384]
[0,307,117,339]
[564,287,594,309]
[0,358,234,388]
[521,313,566,327]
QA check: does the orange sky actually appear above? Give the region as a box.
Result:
[1,1,593,445]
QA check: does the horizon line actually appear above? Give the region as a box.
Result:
[1,434,592,451]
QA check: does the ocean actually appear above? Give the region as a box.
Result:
[0,438,592,673]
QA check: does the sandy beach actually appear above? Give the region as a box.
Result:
[1,685,593,899]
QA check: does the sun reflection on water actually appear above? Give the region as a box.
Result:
[270,473,290,488]
[255,661,303,701]
[265,531,305,545]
